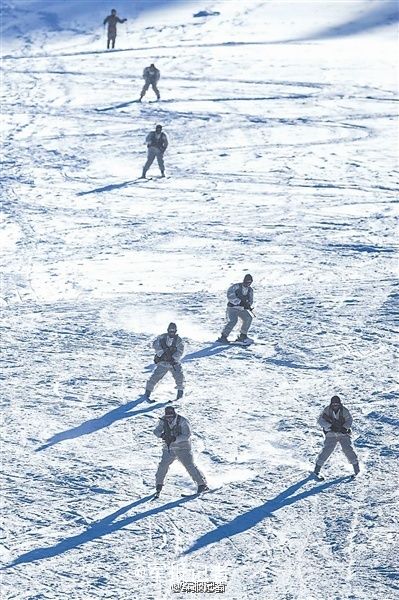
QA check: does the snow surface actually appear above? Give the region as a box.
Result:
[1,0,398,598]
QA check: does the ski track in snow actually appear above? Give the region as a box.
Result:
[1,1,398,599]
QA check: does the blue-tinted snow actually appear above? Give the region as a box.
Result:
[1,1,398,599]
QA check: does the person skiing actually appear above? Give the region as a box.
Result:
[217,274,254,344]
[103,8,127,49]
[139,63,161,101]
[141,124,168,178]
[313,395,360,480]
[145,323,184,402]
[153,406,208,496]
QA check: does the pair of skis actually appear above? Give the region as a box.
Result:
[151,488,214,501]
[216,338,254,348]
[313,473,358,482]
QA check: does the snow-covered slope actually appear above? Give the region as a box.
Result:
[1,1,398,599]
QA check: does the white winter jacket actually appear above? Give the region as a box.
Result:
[226,283,253,309]
[153,415,192,450]
[153,333,184,363]
[318,405,353,432]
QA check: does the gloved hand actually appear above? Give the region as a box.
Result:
[240,300,251,309]
[340,427,351,434]
[169,436,176,443]
[331,423,341,433]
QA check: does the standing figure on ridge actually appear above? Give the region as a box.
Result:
[217,274,254,345]
[141,124,168,178]
[103,8,127,49]
[139,63,161,101]
[153,406,208,497]
[313,395,360,480]
[145,323,184,402]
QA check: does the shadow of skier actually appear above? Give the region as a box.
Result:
[183,475,347,554]
[7,495,194,567]
[36,396,168,451]
[142,342,234,372]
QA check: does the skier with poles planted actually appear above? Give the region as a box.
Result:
[313,395,360,480]
[217,273,254,345]
[145,323,184,402]
[103,9,127,50]
[153,406,208,497]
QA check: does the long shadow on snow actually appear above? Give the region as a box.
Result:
[95,99,140,112]
[76,179,139,196]
[143,343,236,372]
[264,357,329,371]
[36,397,167,451]
[7,494,194,567]
[183,343,237,362]
[96,94,312,113]
[183,475,346,555]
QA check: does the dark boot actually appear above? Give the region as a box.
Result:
[314,464,321,476]
[176,390,183,400]
[160,171,165,178]
[236,333,247,342]
[197,484,209,493]
[217,334,229,343]
[145,389,154,403]
[156,484,163,493]
[353,462,360,476]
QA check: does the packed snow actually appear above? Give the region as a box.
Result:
[1,1,398,599]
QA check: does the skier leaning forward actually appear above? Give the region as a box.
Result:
[153,406,208,495]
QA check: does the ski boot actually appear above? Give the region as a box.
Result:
[176,390,184,400]
[153,484,163,498]
[197,484,209,494]
[144,389,154,403]
[236,333,252,346]
[217,334,229,343]
[348,462,360,480]
[313,464,325,481]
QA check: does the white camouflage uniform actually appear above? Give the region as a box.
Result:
[154,414,207,486]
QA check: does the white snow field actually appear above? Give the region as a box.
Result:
[1,0,398,598]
